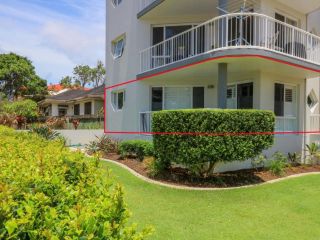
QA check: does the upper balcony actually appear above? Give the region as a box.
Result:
[139,13,320,74]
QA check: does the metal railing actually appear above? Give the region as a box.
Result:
[139,0,157,12]
[275,116,297,132]
[310,114,320,132]
[139,111,152,133]
[140,12,320,73]
[139,112,297,133]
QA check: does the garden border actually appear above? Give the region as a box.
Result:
[75,148,320,191]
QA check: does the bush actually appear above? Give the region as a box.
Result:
[2,99,38,119]
[120,140,154,161]
[269,152,288,176]
[86,135,120,155]
[143,157,162,177]
[152,109,275,176]
[30,125,64,142]
[0,126,152,239]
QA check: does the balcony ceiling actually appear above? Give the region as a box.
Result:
[139,0,320,20]
[276,0,320,14]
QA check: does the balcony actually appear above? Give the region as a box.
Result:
[140,13,320,74]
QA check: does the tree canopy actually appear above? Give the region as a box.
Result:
[0,53,47,101]
[60,61,106,88]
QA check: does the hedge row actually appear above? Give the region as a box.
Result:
[0,126,151,239]
[152,109,275,175]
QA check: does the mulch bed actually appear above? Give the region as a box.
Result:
[103,153,320,188]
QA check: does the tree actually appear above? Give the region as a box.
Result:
[91,60,106,87]
[60,76,73,88]
[0,53,47,101]
[23,75,48,101]
[73,65,91,88]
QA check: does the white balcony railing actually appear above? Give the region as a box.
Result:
[140,13,320,73]
[139,112,297,133]
[310,114,320,132]
[140,111,152,133]
[139,0,157,12]
[275,116,298,132]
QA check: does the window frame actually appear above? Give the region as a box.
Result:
[274,82,298,117]
[111,90,125,111]
[84,102,92,115]
[150,86,205,111]
[74,104,80,116]
[111,0,122,7]
[112,36,125,59]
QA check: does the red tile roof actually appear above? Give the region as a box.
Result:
[47,84,91,92]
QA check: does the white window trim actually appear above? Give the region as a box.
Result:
[227,81,254,109]
[275,11,299,27]
[111,90,125,111]
[111,35,125,59]
[274,82,298,117]
[111,0,122,7]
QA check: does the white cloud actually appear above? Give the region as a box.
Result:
[0,0,105,84]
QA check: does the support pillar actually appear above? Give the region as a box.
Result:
[218,63,228,109]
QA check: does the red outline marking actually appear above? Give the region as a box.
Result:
[104,54,320,135]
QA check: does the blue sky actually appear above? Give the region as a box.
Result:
[0,0,105,84]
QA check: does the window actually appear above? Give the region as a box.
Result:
[58,105,68,117]
[227,83,253,109]
[151,86,204,110]
[307,90,318,111]
[74,104,80,116]
[112,36,125,59]
[84,102,92,115]
[112,90,125,110]
[274,83,297,117]
[151,87,163,111]
[112,0,122,7]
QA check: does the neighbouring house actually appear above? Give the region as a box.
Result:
[106,0,320,171]
[39,85,104,119]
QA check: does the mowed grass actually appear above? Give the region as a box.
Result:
[102,161,320,240]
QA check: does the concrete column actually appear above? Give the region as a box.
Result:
[218,63,228,109]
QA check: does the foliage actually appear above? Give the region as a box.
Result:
[152,109,275,176]
[120,140,154,161]
[60,76,74,88]
[305,143,320,165]
[60,61,106,88]
[45,117,66,129]
[288,152,301,166]
[0,126,152,239]
[2,99,38,119]
[73,65,92,88]
[268,152,288,176]
[0,53,47,100]
[30,125,62,141]
[86,135,120,155]
[143,157,161,178]
[91,60,106,87]
[0,113,16,128]
[251,154,266,170]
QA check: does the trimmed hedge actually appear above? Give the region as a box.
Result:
[0,126,151,239]
[152,109,275,175]
[119,140,154,161]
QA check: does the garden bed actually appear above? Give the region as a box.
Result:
[104,153,320,188]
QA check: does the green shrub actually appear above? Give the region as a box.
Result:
[269,152,288,176]
[120,140,154,161]
[306,143,320,165]
[143,157,162,177]
[2,99,38,119]
[0,126,152,239]
[86,135,120,155]
[251,154,266,170]
[152,109,275,176]
[30,125,62,141]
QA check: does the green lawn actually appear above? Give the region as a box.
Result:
[102,161,320,240]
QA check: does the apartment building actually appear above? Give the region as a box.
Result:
[106,0,320,171]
